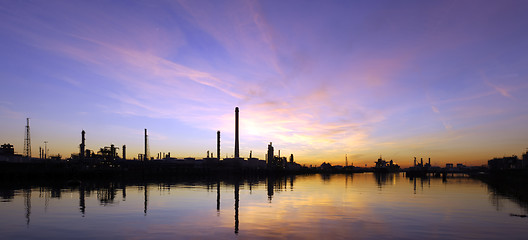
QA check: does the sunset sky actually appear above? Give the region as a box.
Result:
[1,0,527,167]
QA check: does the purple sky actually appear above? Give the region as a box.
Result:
[1,0,527,166]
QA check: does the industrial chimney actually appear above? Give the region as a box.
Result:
[80,130,85,159]
[234,107,239,159]
[144,129,148,161]
[217,130,221,161]
[122,145,126,160]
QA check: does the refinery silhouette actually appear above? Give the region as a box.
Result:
[0,107,305,180]
[1,107,527,180]
[1,107,527,237]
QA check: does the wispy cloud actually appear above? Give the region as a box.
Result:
[0,1,389,161]
[0,103,23,119]
[485,81,512,98]
[176,0,283,75]
[2,1,528,165]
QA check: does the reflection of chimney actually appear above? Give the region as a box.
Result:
[234,181,240,234]
[216,180,220,212]
[217,131,221,161]
[234,107,239,159]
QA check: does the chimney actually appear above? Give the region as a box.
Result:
[217,131,221,161]
[122,145,126,160]
[234,107,239,159]
[80,130,85,158]
[144,129,148,161]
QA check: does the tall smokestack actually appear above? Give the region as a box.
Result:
[234,107,239,159]
[217,131,221,161]
[80,130,85,159]
[144,129,148,161]
[123,145,126,160]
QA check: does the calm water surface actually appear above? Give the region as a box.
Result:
[1,173,527,239]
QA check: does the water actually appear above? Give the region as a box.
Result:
[1,173,527,239]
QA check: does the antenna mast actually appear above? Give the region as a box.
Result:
[24,118,31,159]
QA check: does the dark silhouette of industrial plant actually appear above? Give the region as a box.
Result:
[1,107,527,182]
[0,107,307,180]
[1,108,526,236]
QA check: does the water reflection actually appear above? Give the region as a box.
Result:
[267,177,274,202]
[1,174,527,239]
[121,184,126,201]
[321,173,331,182]
[234,180,239,234]
[0,188,14,202]
[97,183,117,205]
[480,175,528,214]
[216,180,220,213]
[144,184,148,216]
[266,175,297,202]
[373,172,400,188]
[79,185,85,216]
[24,189,30,226]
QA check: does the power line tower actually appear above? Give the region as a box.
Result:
[24,118,31,158]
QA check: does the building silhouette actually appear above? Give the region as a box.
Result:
[0,143,15,155]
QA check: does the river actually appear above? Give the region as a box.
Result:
[0,173,526,239]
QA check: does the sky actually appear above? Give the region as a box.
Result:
[1,0,527,167]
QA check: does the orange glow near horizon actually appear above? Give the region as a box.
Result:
[1,1,527,165]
